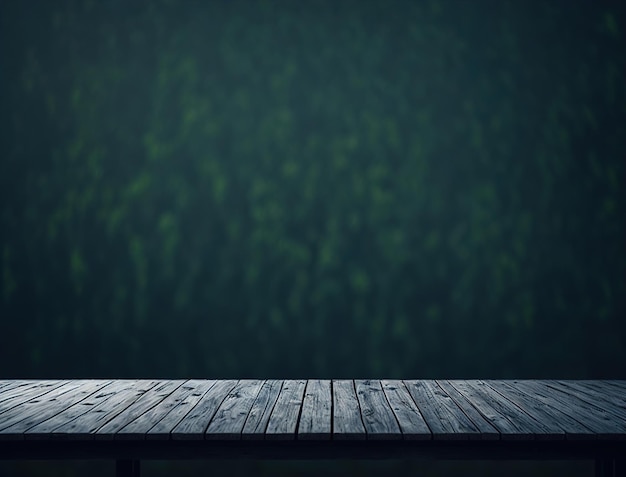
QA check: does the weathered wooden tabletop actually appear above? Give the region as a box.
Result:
[0,379,625,442]
[1,379,626,477]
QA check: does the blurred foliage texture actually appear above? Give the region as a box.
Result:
[1,0,625,380]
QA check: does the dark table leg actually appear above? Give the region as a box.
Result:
[116,459,140,477]
[596,458,626,477]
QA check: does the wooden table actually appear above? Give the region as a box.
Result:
[0,380,624,477]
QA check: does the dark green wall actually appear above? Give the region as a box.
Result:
[1,0,625,379]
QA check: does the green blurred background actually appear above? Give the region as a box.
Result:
[0,0,624,475]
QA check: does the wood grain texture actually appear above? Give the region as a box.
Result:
[298,380,331,440]
[381,380,431,440]
[509,381,626,439]
[486,380,595,440]
[0,379,625,446]
[95,380,184,440]
[404,380,480,440]
[332,380,365,440]
[449,380,562,440]
[0,380,51,406]
[478,380,565,440]
[550,381,626,421]
[0,382,67,416]
[147,380,216,440]
[241,380,283,440]
[601,380,626,393]
[436,380,499,440]
[24,381,119,440]
[205,380,264,440]
[265,379,306,440]
[170,380,237,440]
[0,381,111,440]
[116,381,206,440]
[49,381,159,440]
[586,381,626,400]
[355,380,401,440]
[0,381,88,426]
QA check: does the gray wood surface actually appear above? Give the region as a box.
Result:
[404,380,480,440]
[265,379,306,440]
[170,380,237,440]
[477,380,565,440]
[205,380,264,440]
[0,381,111,440]
[54,380,159,440]
[1,379,625,443]
[443,381,519,440]
[116,381,205,439]
[583,381,626,401]
[0,381,63,407]
[25,381,119,439]
[0,381,87,415]
[0,381,47,402]
[298,379,331,440]
[449,380,561,440]
[0,381,67,415]
[512,380,626,438]
[602,380,626,393]
[241,380,283,440]
[147,380,216,440]
[550,381,626,421]
[485,380,595,440]
[355,380,401,440]
[436,380,499,440]
[381,380,430,440]
[332,380,365,440]
[95,380,184,440]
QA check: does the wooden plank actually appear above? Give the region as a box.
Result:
[95,380,184,440]
[552,381,626,421]
[0,381,63,406]
[485,381,595,440]
[404,380,480,440]
[600,380,626,392]
[48,381,160,439]
[205,380,264,440]
[24,381,122,439]
[588,382,626,410]
[0,381,38,398]
[0,381,89,429]
[147,380,217,440]
[265,379,307,440]
[0,381,68,415]
[589,381,626,400]
[241,380,283,440]
[0,381,107,437]
[0,381,112,440]
[381,380,430,440]
[116,380,205,439]
[447,380,561,440]
[473,380,565,439]
[0,379,35,402]
[170,380,238,440]
[298,379,331,440]
[354,380,401,440]
[333,380,366,440]
[546,381,626,422]
[509,381,626,439]
[435,381,499,440]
